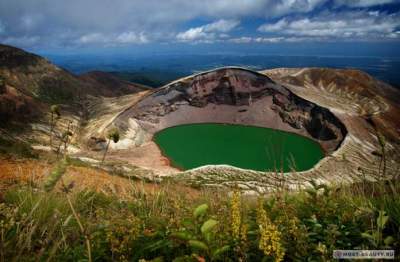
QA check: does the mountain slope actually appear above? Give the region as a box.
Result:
[79,71,150,97]
[0,44,146,124]
[0,44,150,157]
[0,44,85,104]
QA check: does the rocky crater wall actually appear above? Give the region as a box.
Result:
[114,68,347,154]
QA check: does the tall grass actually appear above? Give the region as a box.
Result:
[0,174,399,261]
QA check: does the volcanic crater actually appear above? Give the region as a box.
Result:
[94,68,347,174]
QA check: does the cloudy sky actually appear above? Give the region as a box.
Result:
[0,0,399,53]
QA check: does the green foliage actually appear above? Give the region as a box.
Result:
[44,158,69,191]
[0,179,399,261]
[101,128,120,164]
[362,210,395,248]
[1,188,75,261]
[37,84,74,104]
[193,203,208,218]
[0,136,38,158]
[377,191,400,229]
[50,104,61,117]
[171,204,230,261]
[66,157,93,168]
[201,219,218,234]
[107,128,120,143]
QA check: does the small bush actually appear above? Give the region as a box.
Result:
[0,137,38,158]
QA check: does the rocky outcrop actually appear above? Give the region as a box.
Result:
[271,92,346,142]
[183,69,278,106]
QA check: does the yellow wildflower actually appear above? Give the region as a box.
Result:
[105,214,141,261]
[257,197,285,262]
[316,242,327,255]
[230,189,241,241]
[240,222,248,243]
[287,217,299,236]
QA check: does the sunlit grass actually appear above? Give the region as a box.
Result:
[0,165,399,261]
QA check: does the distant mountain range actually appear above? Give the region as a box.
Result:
[43,53,400,88]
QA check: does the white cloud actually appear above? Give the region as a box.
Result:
[78,33,106,44]
[229,36,307,43]
[334,0,396,7]
[77,32,149,45]
[258,19,288,32]
[254,37,285,43]
[202,19,240,32]
[177,28,209,42]
[0,0,399,48]
[229,37,253,43]
[271,0,325,16]
[219,33,230,38]
[258,11,400,40]
[116,32,148,44]
[387,31,400,38]
[0,0,330,48]
[177,19,239,42]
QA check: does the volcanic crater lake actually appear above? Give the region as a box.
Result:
[154,123,324,172]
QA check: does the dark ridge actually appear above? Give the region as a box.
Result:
[0,44,42,69]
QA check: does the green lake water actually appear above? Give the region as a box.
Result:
[154,123,324,172]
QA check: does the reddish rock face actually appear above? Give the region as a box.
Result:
[122,67,347,153]
[185,68,282,106]
[272,93,290,108]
